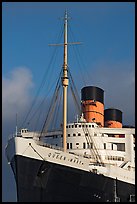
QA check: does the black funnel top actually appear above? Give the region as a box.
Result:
[81,86,104,104]
[104,108,122,123]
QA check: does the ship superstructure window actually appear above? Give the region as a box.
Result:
[68,134,70,137]
[67,143,69,149]
[106,156,124,161]
[104,143,106,149]
[89,125,91,128]
[79,125,81,128]
[83,142,86,149]
[70,143,72,149]
[69,125,71,128]
[72,125,74,128]
[85,133,88,136]
[73,133,76,136]
[92,125,94,128]
[78,133,81,136]
[75,125,77,128]
[117,143,125,151]
[76,143,79,148]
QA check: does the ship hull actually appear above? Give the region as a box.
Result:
[11,155,135,202]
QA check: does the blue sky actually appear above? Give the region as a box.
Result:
[2,2,135,202]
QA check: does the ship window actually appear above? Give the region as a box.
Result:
[82,125,84,127]
[76,143,79,145]
[104,143,106,149]
[67,143,69,149]
[79,125,81,128]
[89,125,91,128]
[117,143,125,151]
[73,133,76,136]
[83,142,86,149]
[66,125,68,128]
[70,143,72,149]
[69,125,71,128]
[92,125,94,127]
[72,125,74,128]
[68,134,70,137]
[75,125,77,128]
[78,133,81,136]
[86,125,88,128]
[85,133,88,136]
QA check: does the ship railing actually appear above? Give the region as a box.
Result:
[35,140,64,151]
[35,140,88,158]
[8,132,22,140]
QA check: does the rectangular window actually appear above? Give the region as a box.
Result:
[104,143,106,149]
[70,143,72,149]
[67,143,69,149]
[112,144,113,150]
[83,142,86,149]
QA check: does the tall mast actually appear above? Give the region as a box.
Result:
[49,11,81,151]
[62,10,69,152]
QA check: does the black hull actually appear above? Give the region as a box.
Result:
[11,155,135,202]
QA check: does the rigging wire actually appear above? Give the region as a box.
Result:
[40,70,62,136]
[50,86,63,131]
[68,69,81,115]
[68,24,90,86]
[20,21,64,129]
[26,68,63,131]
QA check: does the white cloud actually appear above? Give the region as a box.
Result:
[2,67,34,122]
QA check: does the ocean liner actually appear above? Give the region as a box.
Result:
[5,11,135,202]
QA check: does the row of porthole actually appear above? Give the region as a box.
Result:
[48,153,83,165]
[105,156,124,161]
[67,124,95,128]
[67,133,97,137]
